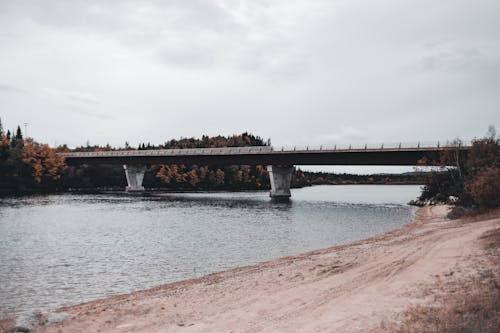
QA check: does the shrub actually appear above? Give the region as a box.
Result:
[465,167,500,209]
[419,128,500,210]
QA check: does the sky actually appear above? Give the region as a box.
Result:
[0,0,499,174]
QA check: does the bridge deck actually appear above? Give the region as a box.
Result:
[61,145,470,166]
[62,146,274,158]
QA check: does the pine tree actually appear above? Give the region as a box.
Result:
[10,129,16,147]
[0,117,4,137]
[15,125,23,140]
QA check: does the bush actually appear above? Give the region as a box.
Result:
[419,169,463,202]
[419,129,499,210]
[465,167,500,209]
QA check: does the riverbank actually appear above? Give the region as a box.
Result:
[5,205,499,333]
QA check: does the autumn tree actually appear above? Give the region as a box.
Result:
[151,133,273,190]
[214,169,225,186]
[186,168,199,187]
[0,135,11,181]
[22,140,67,184]
[465,167,500,208]
[0,135,9,160]
[22,141,43,182]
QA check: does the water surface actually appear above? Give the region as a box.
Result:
[0,185,420,318]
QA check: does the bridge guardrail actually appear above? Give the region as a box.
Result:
[275,140,472,152]
[62,146,275,158]
[61,141,471,158]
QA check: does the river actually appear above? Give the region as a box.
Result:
[0,185,421,318]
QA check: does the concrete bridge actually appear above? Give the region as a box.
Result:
[62,145,470,198]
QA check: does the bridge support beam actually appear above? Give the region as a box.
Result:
[123,165,147,192]
[267,165,293,198]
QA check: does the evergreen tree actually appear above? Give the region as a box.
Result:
[15,125,23,140]
[0,117,3,137]
[6,130,11,141]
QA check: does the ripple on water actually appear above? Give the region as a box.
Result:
[0,185,420,318]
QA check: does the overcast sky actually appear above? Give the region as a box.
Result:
[1,0,499,154]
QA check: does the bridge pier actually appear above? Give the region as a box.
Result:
[267,165,293,198]
[123,165,147,192]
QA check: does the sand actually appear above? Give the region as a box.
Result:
[25,205,499,332]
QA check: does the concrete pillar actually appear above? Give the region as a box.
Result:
[123,165,147,192]
[267,165,293,198]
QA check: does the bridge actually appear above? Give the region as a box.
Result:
[62,144,470,198]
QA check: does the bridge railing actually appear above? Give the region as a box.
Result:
[62,146,275,158]
[61,140,472,158]
[275,140,472,152]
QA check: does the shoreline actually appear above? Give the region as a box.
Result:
[0,183,422,197]
[3,205,499,333]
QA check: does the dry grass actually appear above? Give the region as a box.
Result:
[448,207,500,221]
[481,226,500,250]
[379,227,500,333]
[0,318,14,333]
[394,277,498,333]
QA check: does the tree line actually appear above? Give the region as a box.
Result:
[302,172,430,185]
[1,119,67,192]
[0,121,307,192]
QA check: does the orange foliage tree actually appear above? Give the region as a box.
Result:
[22,140,67,184]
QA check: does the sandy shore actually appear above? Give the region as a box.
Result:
[9,205,499,332]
